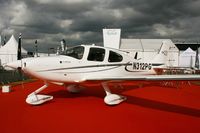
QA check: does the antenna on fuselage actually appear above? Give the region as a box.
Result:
[134,52,138,59]
[134,52,141,60]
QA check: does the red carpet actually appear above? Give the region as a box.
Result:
[0,80,200,133]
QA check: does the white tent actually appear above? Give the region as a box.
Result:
[0,35,27,65]
[179,47,197,67]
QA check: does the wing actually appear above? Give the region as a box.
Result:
[86,75,200,81]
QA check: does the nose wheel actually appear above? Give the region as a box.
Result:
[26,83,53,105]
[102,82,126,105]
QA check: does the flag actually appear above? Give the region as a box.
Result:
[195,47,199,69]
[17,33,22,60]
[35,40,38,57]
[0,35,1,47]
[61,39,66,51]
[3,36,6,45]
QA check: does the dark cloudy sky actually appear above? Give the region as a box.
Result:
[0,0,200,52]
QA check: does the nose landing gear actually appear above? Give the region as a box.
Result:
[26,83,53,105]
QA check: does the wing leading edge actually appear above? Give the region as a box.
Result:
[85,75,200,81]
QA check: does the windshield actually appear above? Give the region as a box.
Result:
[61,46,84,59]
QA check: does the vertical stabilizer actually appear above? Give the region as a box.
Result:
[152,41,169,66]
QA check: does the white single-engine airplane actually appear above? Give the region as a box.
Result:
[5,41,200,105]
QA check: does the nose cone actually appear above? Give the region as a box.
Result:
[4,60,22,70]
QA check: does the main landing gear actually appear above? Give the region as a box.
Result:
[102,82,126,105]
[25,82,126,106]
[26,83,53,105]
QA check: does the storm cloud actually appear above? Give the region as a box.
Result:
[0,0,200,52]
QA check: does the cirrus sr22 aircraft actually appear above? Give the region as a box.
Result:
[5,41,200,106]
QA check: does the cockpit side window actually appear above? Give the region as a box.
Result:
[87,48,105,62]
[61,46,84,59]
[108,51,123,62]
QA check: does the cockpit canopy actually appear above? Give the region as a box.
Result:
[61,45,123,62]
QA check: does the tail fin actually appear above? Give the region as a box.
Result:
[152,41,169,66]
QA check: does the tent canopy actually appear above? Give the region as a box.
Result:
[0,35,27,54]
[0,35,27,65]
[180,47,196,57]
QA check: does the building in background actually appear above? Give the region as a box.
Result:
[103,29,121,49]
